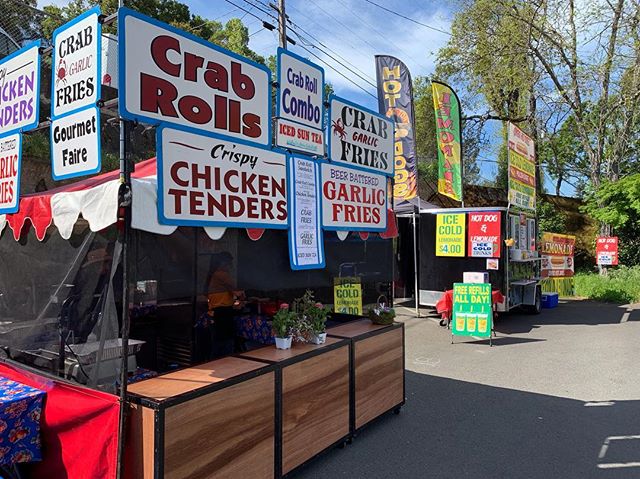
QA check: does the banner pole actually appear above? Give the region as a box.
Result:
[412,211,419,318]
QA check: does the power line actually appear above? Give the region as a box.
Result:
[222,0,269,24]
[360,0,452,36]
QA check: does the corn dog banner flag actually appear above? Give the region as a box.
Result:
[431,81,462,202]
[375,55,418,205]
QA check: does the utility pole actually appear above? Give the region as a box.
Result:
[278,0,287,49]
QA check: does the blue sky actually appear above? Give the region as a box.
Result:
[37,0,573,196]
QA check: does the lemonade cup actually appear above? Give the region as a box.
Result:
[467,315,476,332]
[478,316,488,333]
[455,315,465,331]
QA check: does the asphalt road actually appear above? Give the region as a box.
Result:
[289,300,640,479]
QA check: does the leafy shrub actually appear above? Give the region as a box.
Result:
[574,266,640,303]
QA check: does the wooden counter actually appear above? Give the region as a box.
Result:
[125,357,276,479]
[239,338,350,476]
[328,320,405,432]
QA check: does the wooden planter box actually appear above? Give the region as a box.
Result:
[328,320,405,433]
[124,357,276,479]
[239,338,350,476]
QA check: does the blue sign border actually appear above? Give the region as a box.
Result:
[0,133,22,215]
[319,160,388,233]
[276,47,326,131]
[50,105,102,181]
[50,6,102,120]
[156,124,289,229]
[118,7,273,148]
[287,155,325,270]
[0,41,42,137]
[327,94,395,177]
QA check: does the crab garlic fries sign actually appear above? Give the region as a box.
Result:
[119,8,271,146]
[329,96,394,177]
[0,42,41,136]
[320,162,387,232]
[51,7,101,118]
[50,8,102,180]
[0,134,21,214]
[158,127,287,228]
[276,49,325,155]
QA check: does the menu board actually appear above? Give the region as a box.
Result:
[288,156,324,270]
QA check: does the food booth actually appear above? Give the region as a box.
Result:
[0,6,405,478]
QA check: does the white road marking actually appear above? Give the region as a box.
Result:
[621,307,632,323]
[597,462,640,469]
[584,401,615,407]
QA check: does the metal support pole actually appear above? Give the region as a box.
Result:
[412,211,419,318]
[278,0,287,49]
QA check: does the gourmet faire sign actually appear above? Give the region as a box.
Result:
[51,106,101,180]
[119,8,271,146]
[0,133,21,214]
[288,156,324,270]
[320,162,387,232]
[276,49,324,155]
[158,127,287,228]
[329,96,394,176]
[0,42,41,136]
[51,7,101,118]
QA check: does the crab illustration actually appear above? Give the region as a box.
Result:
[56,59,67,86]
[332,119,347,141]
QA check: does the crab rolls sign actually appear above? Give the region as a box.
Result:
[276,49,325,155]
[329,96,394,177]
[158,127,287,228]
[119,8,271,146]
[320,163,387,232]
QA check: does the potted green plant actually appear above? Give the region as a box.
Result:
[272,303,295,349]
[368,303,396,325]
[307,301,329,344]
[292,290,328,344]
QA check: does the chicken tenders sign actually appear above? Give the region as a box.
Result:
[320,162,387,232]
[119,8,271,146]
[158,127,287,228]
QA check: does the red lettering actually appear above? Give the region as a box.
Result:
[167,188,187,214]
[242,113,261,138]
[178,95,212,124]
[140,73,179,117]
[150,35,181,77]
[231,62,255,100]
[170,161,189,187]
[184,52,204,82]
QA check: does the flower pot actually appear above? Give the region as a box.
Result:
[275,336,293,350]
[309,332,327,344]
[368,312,395,325]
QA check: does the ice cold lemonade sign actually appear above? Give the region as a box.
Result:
[51,7,101,118]
[0,43,41,136]
[320,162,387,232]
[119,8,271,146]
[329,96,394,176]
[0,133,21,214]
[158,127,287,228]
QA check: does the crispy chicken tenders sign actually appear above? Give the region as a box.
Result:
[119,8,271,146]
[158,127,287,228]
[320,163,387,232]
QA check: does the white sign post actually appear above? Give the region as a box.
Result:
[328,95,394,176]
[320,162,387,232]
[51,7,101,118]
[51,106,101,180]
[276,49,325,155]
[288,156,324,270]
[0,133,21,214]
[158,127,288,228]
[0,42,41,136]
[119,8,272,146]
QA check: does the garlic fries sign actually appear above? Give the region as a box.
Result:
[157,127,287,228]
[329,96,394,176]
[119,8,271,146]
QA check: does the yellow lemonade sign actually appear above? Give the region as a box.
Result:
[436,213,466,257]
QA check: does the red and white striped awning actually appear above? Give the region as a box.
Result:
[0,158,398,242]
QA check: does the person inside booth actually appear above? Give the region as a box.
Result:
[198,252,245,360]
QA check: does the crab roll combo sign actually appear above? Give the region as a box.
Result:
[329,96,394,177]
[50,7,102,180]
[118,8,271,146]
[0,41,41,213]
[275,48,325,155]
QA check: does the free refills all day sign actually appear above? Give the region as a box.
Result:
[0,42,41,136]
[329,96,394,176]
[119,8,271,146]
